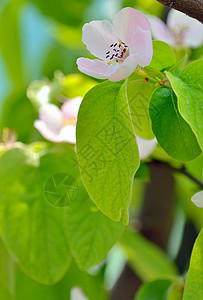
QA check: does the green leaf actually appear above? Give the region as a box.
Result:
[126,80,155,139]
[77,81,139,224]
[0,239,15,300]
[167,279,184,300]
[0,147,72,284]
[183,229,203,300]
[0,91,36,143]
[64,189,124,270]
[149,87,201,161]
[76,81,139,224]
[148,41,176,71]
[121,230,177,282]
[134,279,172,300]
[15,260,105,300]
[0,1,23,88]
[168,55,188,76]
[30,0,92,26]
[166,60,203,149]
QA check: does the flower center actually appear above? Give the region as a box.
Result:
[105,39,130,65]
[170,25,187,46]
[62,118,76,126]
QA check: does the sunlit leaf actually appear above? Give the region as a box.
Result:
[76,80,139,224]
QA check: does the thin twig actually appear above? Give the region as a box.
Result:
[147,159,203,189]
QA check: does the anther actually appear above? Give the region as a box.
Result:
[106,51,110,54]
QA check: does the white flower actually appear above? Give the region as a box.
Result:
[149,9,203,48]
[136,136,157,159]
[191,190,203,208]
[70,287,88,300]
[34,97,82,144]
[77,7,153,81]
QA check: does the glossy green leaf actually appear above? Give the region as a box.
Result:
[149,87,201,161]
[0,147,72,284]
[183,229,203,300]
[166,60,203,149]
[76,81,139,224]
[121,230,177,282]
[126,80,155,139]
[135,279,172,300]
[148,41,176,71]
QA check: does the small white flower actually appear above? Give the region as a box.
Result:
[77,7,153,81]
[136,136,157,159]
[70,287,88,300]
[149,9,203,48]
[191,190,203,208]
[34,97,82,144]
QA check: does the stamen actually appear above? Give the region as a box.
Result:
[106,51,110,54]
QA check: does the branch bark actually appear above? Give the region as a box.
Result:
[156,0,203,23]
[111,164,175,300]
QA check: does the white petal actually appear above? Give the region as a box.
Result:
[113,7,151,48]
[62,97,82,120]
[77,57,116,79]
[129,27,153,66]
[136,136,157,160]
[34,120,62,143]
[191,191,203,208]
[58,125,76,144]
[39,104,62,133]
[167,9,203,47]
[82,20,117,60]
[148,15,174,46]
[70,287,88,300]
[109,54,139,82]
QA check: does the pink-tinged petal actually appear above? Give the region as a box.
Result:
[82,20,117,60]
[167,9,203,47]
[109,54,138,82]
[77,57,116,79]
[62,97,82,120]
[191,190,203,208]
[136,136,157,160]
[113,7,151,47]
[129,27,153,66]
[34,120,62,143]
[59,125,76,144]
[148,15,174,46]
[39,104,62,133]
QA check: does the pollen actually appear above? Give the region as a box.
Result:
[106,40,129,65]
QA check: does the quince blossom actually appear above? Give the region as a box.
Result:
[149,9,203,48]
[136,136,157,160]
[77,7,153,81]
[191,190,203,208]
[34,97,82,144]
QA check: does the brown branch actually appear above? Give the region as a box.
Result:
[148,159,203,189]
[111,164,175,300]
[156,0,203,23]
